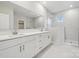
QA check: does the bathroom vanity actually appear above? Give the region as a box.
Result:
[0,31,51,58]
[0,2,52,58]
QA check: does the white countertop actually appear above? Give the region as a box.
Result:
[0,31,49,41]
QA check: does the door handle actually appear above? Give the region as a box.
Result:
[23,45,24,51]
[20,46,22,53]
[48,36,50,39]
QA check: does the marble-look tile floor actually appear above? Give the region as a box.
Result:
[36,43,79,58]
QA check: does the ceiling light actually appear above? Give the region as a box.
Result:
[70,5,72,7]
[42,1,46,5]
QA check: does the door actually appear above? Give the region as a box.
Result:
[23,36,36,58]
[40,33,48,49]
[39,33,51,50]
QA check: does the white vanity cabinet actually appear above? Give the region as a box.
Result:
[0,32,51,58]
[0,40,35,58]
[0,36,37,58]
[34,32,51,54]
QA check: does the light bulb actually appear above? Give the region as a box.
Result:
[70,5,72,7]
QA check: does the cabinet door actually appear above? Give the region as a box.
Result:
[40,33,48,49]
[43,33,50,46]
[39,33,51,50]
[0,44,22,58]
[34,35,41,55]
[23,36,36,58]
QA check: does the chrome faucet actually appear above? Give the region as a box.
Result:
[12,31,18,35]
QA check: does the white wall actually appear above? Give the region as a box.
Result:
[0,4,14,35]
[0,14,9,30]
[52,8,79,45]
[34,17,44,29]
[64,8,79,45]
[34,4,48,30]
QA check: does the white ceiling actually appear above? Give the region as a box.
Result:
[0,1,40,18]
[41,1,79,13]
[0,1,79,17]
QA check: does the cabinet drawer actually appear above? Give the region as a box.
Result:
[41,33,49,39]
[17,36,37,44]
[17,37,29,44]
[0,39,18,50]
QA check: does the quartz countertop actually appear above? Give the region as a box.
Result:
[0,31,49,42]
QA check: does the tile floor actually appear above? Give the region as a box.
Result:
[36,42,79,58]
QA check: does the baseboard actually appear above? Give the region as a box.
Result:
[65,40,79,47]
